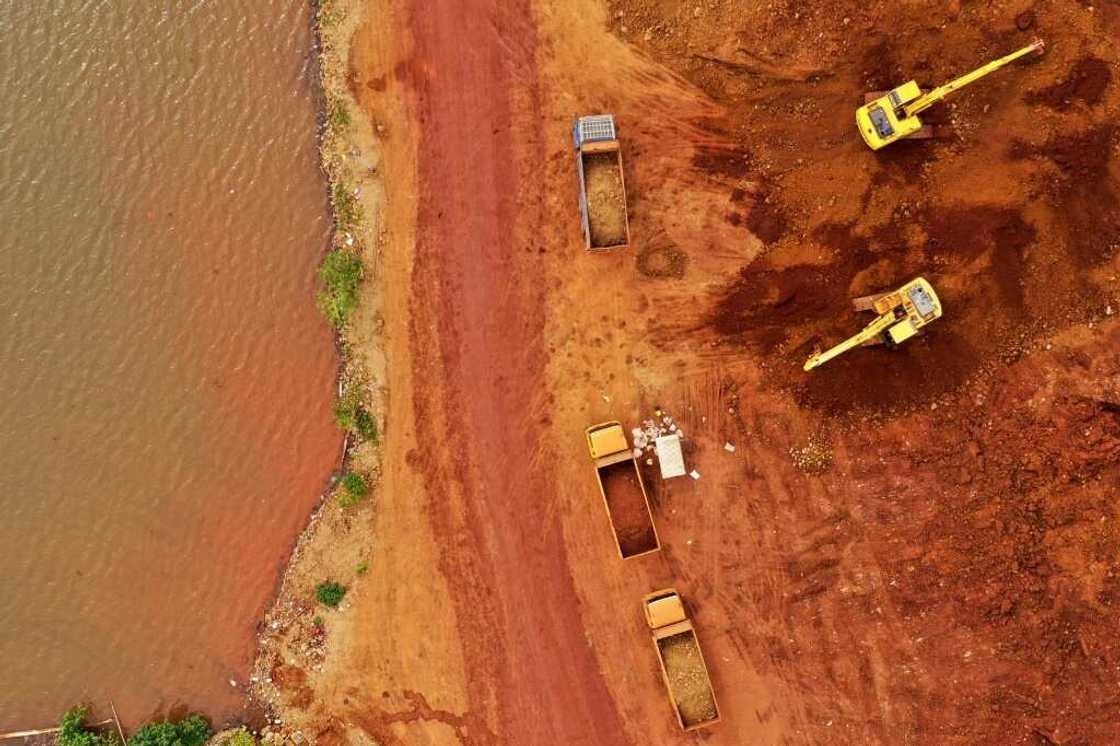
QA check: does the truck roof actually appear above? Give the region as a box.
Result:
[645,590,687,629]
[587,422,628,459]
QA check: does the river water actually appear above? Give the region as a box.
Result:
[0,1,340,729]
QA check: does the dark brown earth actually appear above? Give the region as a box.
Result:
[261,0,1120,743]
[600,460,658,556]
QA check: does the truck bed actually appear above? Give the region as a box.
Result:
[657,630,719,729]
[598,459,657,557]
[582,150,628,249]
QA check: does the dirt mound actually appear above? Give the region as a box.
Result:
[657,632,718,727]
[584,151,628,247]
[1025,56,1113,110]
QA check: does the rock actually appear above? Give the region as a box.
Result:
[1015,10,1035,30]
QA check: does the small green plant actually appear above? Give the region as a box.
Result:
[338,471,370,508]
[58,706,121,746]
[317,249,363,329]
[355,559,370,575]
[127,715,211,746]
[316,580,347,608]
[328,96,351,131]
[312,614,324,627]
[334,386,378,443]
[225,729,257,746]
[332,181,360,233]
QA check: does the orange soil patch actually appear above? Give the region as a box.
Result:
[259,0,1120,744]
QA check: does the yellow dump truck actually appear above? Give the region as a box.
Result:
[643,588,720,731]
[586,421,659,559]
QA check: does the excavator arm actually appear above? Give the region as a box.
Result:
[803,312,896,371]
[904,39,1044,117]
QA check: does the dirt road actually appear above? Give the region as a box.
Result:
[258,0,1120,743]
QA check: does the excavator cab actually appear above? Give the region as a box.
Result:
[857,82,925,149]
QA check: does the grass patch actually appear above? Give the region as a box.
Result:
[225,729,257,746]
[328,96,351,131]
[317,249,363,329]
[332,181,360,233]
[355,559,370,575]
[128,717,211,746]
[334,386,378,443]
[316,581,347,608]
[58,707,121,746]
[337,471,369,508]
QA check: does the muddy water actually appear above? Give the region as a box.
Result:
[0,1,339,729]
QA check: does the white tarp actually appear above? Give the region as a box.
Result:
[655,434,686,479]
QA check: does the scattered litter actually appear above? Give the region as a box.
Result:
[229,679,238,688]
[632,448,642,459]
[690,469,701,480]
[646,458,654,466]
[724,442,736,453]
[601,393,611,403]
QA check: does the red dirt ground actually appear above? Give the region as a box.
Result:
[263,0,1120,744]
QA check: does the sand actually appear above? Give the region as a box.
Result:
[583,151,628,247]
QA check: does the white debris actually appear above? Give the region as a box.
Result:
[655,434,687,478]
[690,469,701,480]
[633,448,642,458]
[229,679,238,688]
[724,442,736,452]
[601,393,611,403]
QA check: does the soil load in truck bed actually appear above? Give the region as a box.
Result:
[598,460,657,556]
[658,632,719,728]
[583,151,627,247]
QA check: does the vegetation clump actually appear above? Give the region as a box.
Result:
[316,580,347,608]
[316,249,363,329]
[57,707,211,746]
[58,707,121,746]
[128,716,211,746]
[337,471,370,507]
[333,386,378,443]
[224,730,257,746]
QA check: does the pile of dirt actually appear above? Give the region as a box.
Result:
[658,632,717,727]
[1025,56,1113,110]
[583,151,628,247]
[599,461,657,556]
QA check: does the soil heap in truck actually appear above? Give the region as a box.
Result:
[585,421,659,558]
[643,588,720,731]
[573,115,630,251]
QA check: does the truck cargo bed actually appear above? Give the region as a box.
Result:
[598,460,658,557]
[657,630,719,729]
[581,150,628,249]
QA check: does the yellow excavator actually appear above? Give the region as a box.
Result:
[803,277,942,371]
[857,39,1045,150]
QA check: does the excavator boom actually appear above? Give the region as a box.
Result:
[905,39,1044,117]
[803,313,894,371]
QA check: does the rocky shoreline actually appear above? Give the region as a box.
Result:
[247,0,386,741]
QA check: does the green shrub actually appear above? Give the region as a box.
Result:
[355,559,370,575]
[317,249,363,329]
[127,715,211,746]
[334,387,378,443]
[316,580,347,608]
[338,472,370,508]
[332,181,360,233]
[354,408,379,443]
[328,97,350,131]
[226,730,256,746]
[58,706,121,746]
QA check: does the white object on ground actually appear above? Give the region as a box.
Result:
[724,442,736,452]
[689,469,701,480]
[655,434,687,479]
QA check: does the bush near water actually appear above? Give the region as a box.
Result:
[58,707,212,746]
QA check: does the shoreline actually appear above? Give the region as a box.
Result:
[248,0,386,739]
